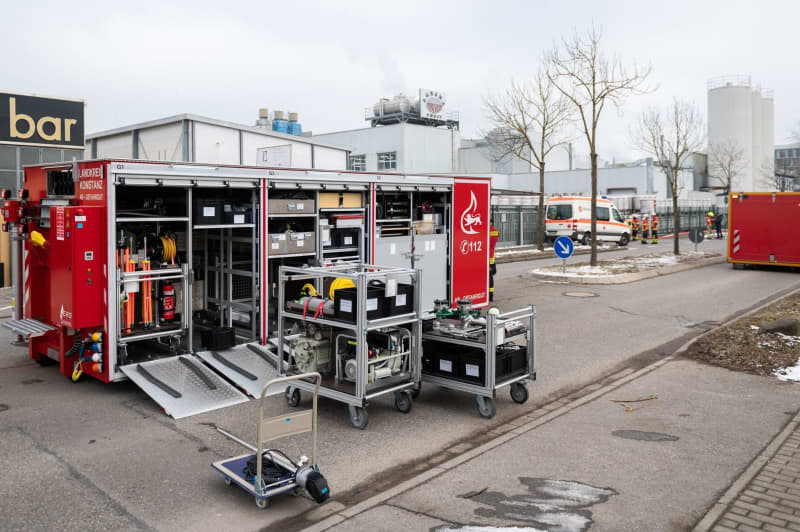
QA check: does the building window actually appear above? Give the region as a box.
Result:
[348,154,366,171]
[377,151,397,171]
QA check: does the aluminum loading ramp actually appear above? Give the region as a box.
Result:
[121,354,249,419]
[196,344,285,399]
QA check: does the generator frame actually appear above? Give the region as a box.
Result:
[421,305,536,418]
[277,263,421,429]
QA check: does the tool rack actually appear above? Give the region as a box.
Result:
[277,263,421,429]
[421,305,535,418]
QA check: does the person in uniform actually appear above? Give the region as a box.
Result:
[489,221,499,301]
[706,211,714,238]
[650,214,659,244]
[640,215,649,244]
[629,215,638,241]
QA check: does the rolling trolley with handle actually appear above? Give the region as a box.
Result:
[211,372,330,509]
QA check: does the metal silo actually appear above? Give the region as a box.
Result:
[761,89,775,188]
[708,76,776,192]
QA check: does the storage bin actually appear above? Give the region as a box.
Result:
[288,231,315,253]
[413,220,435,234]
[386,283,414,315]
[333,286,384,323]
[193,198,221,224]
[340,193,362,208]
[268,198,315,214]
[267,233,288,255]
[333,214,364,228]
[223,210,252,224]
[497,344,527,378]
[332,228,359,248]
[201,327,235,350]
[318,193,341,209]
[459,351,486,385]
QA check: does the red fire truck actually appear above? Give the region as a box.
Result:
[3,160,490,417]
[728,192,800,268]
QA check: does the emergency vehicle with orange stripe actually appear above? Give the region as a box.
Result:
[544,196,631,246]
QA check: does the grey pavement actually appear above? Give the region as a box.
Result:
[1,239,798,530]
[325,357,800,531]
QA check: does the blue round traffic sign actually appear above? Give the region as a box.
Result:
[554,236,574,259]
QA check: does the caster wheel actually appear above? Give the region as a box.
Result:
[285,387,300,407]
[476,396,496,419]
[510,382,529,404]
[410,384,422,399]
[224,476,232,486]
[394,390,413,414]
[292,487,301,496]
[348,405,369,430]
[255,496,268,509]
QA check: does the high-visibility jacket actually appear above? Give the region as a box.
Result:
[489,226,499,265]
[651,216,658,232]
[642,218,649,232]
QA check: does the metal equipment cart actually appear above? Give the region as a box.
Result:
[211,372,328,509]
[277,263,421,429]
[421,305,535,418]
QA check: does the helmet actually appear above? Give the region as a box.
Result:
[708,211,714,216]
[633,215,638,219]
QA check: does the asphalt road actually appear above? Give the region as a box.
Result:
[1,237,798,531]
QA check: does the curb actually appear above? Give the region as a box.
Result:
[525,256,726,285]
[496,245,619,264]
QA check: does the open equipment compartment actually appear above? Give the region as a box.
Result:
[420,303,535,419]
[277,263,421,429]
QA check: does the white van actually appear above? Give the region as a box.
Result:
[545,196,630,246]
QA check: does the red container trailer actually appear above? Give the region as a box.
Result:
[728,192,800,267]
[3,160,491,418]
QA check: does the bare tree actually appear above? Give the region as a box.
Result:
[633,99,704,255]
[485,70,572,250]
[546,24,651,265]
[708,139,748,197]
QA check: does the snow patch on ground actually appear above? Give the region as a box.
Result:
[775,358,800,381]
[531,251,716,278]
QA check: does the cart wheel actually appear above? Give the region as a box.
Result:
[255,496,269,509]
[286,387,301,407]
[224,476,232,486]
[292,487,301,496]
[510,382,529,404]
[476,396,496,419]
[348,405,369,430]
[410,383,422,399]
[394,390,413,414]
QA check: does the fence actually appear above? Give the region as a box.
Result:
[492,204,728,248]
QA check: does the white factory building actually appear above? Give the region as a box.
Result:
[85,113,349,170]
[311,90,460,174]
[707,76,774,192]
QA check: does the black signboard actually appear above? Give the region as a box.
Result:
[0,92,84,148]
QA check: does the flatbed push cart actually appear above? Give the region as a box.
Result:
[421,305,535,418]
[211,372,330,509]
[277,263,422,429]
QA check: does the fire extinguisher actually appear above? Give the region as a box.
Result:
[160,281,176,323]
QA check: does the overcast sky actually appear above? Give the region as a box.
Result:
[4,0,798,161]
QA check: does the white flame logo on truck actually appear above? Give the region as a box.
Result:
[460,191,482,235]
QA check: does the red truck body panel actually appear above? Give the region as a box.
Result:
[728,192,800,267]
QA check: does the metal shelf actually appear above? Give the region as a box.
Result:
[268,252,317,259]
[119,326,185,344]
[320,208,365,213]
[268,213,317,218]
[117,216,189,223]
[376,218,411,223]
[194,224,255,229]
[322,247,359,253]
[281,311,357,332]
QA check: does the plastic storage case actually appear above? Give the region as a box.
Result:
[201,327,235,350]
[333,286,384,323]
[194,199,222,224]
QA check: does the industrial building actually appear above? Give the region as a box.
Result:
[775,142,800,190]
[311,90,460,174]
[707,76,775,192]
[85,113,349,170]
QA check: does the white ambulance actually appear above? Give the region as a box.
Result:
[545,196,630,246]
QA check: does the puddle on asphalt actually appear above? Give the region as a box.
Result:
[611,429,679,441]
[437,478,617,532]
